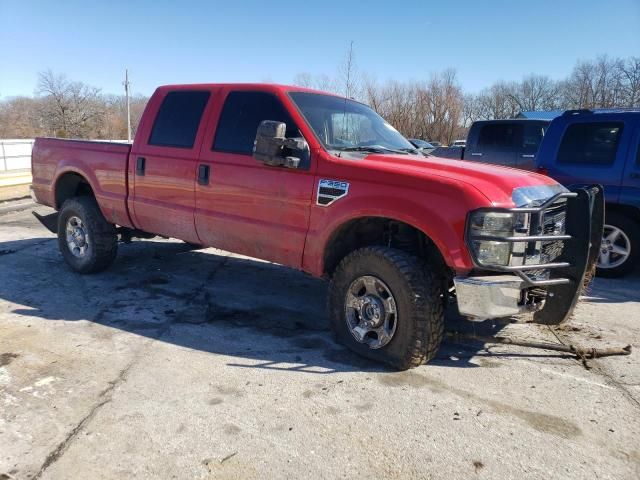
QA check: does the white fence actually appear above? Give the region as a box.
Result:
[1,139,34,172]
[0,138,130,173]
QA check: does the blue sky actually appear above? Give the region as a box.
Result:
[1,0,639,99]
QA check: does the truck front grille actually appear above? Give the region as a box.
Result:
[540,204,567,263]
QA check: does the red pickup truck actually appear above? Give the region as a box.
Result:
[31,83,603,369]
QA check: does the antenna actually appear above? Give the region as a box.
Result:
[343,41,354,143]
[123,69,132,142]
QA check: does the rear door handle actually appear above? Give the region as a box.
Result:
[470,152,483,156]
[136,157,146,176]
[198,164,210,185]
[521,154,535,158]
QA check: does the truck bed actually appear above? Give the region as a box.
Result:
[31,137,134,227]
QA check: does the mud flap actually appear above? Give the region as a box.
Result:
[533,185,604,325]
[32,211,59,234]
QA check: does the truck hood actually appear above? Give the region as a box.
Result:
[361,153,560,207]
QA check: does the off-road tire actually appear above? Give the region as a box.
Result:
[57,197,117,274]
[328,247,444,370]
[596,212,639,278]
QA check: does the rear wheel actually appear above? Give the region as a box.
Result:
[328,247,444,370]
[57,197,117,274]
[596,212,639,278]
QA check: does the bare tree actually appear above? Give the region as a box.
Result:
[508,74,560,112]
[620,57,640,107]
[560,55,632,109]
[338,41,361,99]
[0,71,149,139]
[0,97,44,138]
[4,53,639,142]
[474,82,520,120]
[37,69,105,137]
[292,72,338,93]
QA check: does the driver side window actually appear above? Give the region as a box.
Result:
[213,91,300,155]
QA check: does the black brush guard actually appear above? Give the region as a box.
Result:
[534,185,604,324]
[466,185,604,325]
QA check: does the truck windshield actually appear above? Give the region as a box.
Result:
[289,92,417,154]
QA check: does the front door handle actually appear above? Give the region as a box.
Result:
[521,154,535,158]
[136,157,146,176]
[470,152,483,156]
[198,164,210,185]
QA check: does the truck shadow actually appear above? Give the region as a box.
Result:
[0,237,578,373]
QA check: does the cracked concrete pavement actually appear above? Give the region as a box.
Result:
[1,201,639,479]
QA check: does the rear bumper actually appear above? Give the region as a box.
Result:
[455,185,604,323]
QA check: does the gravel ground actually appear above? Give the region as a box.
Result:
[1,202,639,479]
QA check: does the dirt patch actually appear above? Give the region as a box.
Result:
[354,402,373,412]
[378,371,582,438]
[223,424,241,435]
[213,385,244,398]
[0,353,18,367]
[474,358,502,368]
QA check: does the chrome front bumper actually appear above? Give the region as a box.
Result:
[457,185,604,324]
[454,275,526,321]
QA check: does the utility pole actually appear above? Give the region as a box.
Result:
[123,69,132,142]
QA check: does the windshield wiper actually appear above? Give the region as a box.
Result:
[398,147,420,154]
[335,146,409,155]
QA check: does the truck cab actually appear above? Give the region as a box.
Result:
[537,109,640,277]
[31,84,603,370]
[463,119,549,170]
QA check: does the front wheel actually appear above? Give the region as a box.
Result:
[57,197,118,274]
[328,247,444,370]
[596,212,639,278]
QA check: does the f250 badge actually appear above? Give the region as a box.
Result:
[317,179,350,206]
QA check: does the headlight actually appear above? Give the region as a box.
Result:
[472,240,511,266]
[468,211,529,267]
[470,211,515,237]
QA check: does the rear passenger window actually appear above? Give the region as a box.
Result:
[148,91,210,148]
[477,124,519,149]
[213,91,299,154]
[557,122,623,166]
[522,124,546,151]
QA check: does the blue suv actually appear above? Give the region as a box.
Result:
[537,110,640,277]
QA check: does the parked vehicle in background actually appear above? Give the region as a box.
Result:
[30,83,603,369]
[450,139,466,147]
[430,119,549,169]
[430,145,464,159]
[537,109,640,277]
[408,138,436,155]
[428,141,443,147]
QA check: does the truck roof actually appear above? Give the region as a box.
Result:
[154,83,345,98]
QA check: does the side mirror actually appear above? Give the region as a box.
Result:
[253,120,308,169]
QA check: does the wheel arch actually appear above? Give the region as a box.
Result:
[321,216,450,278]
[606,202,640,225]
[54,170,96,209]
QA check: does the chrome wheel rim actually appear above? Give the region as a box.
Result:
[344,275,397,349]
[598,224,631,269]
[66,216,89,258]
